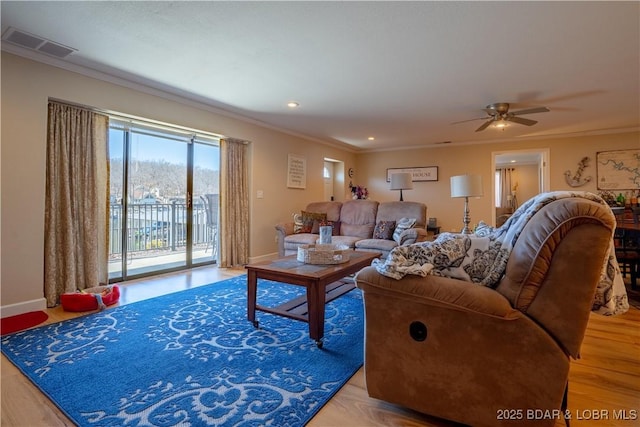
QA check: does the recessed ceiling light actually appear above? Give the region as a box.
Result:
[368,136,375,141]
[287,102,299,108]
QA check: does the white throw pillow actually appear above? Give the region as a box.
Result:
[393,217,416,244]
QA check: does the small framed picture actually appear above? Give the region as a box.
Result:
[287,154,306,189]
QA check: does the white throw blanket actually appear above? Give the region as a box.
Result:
[373,191,629,316]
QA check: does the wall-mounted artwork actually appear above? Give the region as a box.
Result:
[287,154,306,189]
[596,149,640,190]
[564,156,592,187]
[386,166,438,182]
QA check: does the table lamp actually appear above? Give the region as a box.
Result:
[390,172,413,201]
[450,174,483,234]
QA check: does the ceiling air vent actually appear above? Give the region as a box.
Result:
[37,41,75,58]
[2,27,76,58]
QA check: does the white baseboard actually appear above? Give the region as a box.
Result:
[1,298,47,318]
[248,252,279,264]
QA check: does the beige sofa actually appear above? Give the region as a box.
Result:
[275,200,427,258]
[354,196,616,426]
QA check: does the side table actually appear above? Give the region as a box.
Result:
[427,225,441,235]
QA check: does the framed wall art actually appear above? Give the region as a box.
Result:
[287,154,306,189]
[386,166,438,182]
[596,149,640,190]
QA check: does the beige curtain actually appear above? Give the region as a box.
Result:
[498,167,515,210]
[219,138,250,267]
[44,102,109,307]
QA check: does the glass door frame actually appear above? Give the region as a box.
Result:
[108,122,219,283]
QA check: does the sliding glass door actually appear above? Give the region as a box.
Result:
[108,122,219,281]
[192,143,220,264]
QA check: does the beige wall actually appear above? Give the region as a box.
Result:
[0,52,355,310]
[355,132,639,233]
[2,51,638,313]
[512,164,540,208]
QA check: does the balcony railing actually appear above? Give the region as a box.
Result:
[109,202,212,257]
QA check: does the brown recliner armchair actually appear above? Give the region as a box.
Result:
[355,197,616,426]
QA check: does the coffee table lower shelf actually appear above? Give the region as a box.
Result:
[252,280,355,328]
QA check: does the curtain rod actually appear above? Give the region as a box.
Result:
[49,97,226,140]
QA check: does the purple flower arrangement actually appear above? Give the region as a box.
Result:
[350,184,369,199]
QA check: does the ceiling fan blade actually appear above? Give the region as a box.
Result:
[451,117,487,125]
[475,119,495,132]
[507,116,538,126]
[512,106,550,115]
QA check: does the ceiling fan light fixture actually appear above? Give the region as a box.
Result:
[494,119,509,129]
[461,102,549,132]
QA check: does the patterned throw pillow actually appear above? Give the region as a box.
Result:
[293,213,304,233]
[373,221,396,240]
[300,211,327,233]
[392,217,416,244]
[474,220,495,237]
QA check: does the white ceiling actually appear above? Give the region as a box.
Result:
[2,1,639,152]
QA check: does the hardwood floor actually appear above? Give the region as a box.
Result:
[2,266,639,427]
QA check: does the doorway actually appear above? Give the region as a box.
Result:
[491,148,549,226]
[323,158,345,201]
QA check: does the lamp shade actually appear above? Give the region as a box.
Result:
[450,174,483,198]
[390,173,413,190]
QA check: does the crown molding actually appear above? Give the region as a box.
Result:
[1,43,358,153]
[3,43,635,156]
[358,126,640,154]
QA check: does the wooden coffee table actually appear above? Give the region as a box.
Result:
[246,250,380,348]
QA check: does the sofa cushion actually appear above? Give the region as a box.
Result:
[373,221,396,240]
[393,217,417,243]
[377,201,427,229]
[326,235,362,249]
[356,238,398,253]
[340,200,379,238]
[284,233,319,252]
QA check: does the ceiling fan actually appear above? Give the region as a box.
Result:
[453,103,550,132]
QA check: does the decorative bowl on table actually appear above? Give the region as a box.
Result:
[297,244,350,265]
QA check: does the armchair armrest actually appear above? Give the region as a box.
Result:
[355,266,517,318]
[275,222,295,256]
[275,221,294,236]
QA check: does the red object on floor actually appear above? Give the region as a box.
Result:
[1,311,48,335]
[60,285,120,312]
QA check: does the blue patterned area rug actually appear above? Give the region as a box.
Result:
[1,276,364,426]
